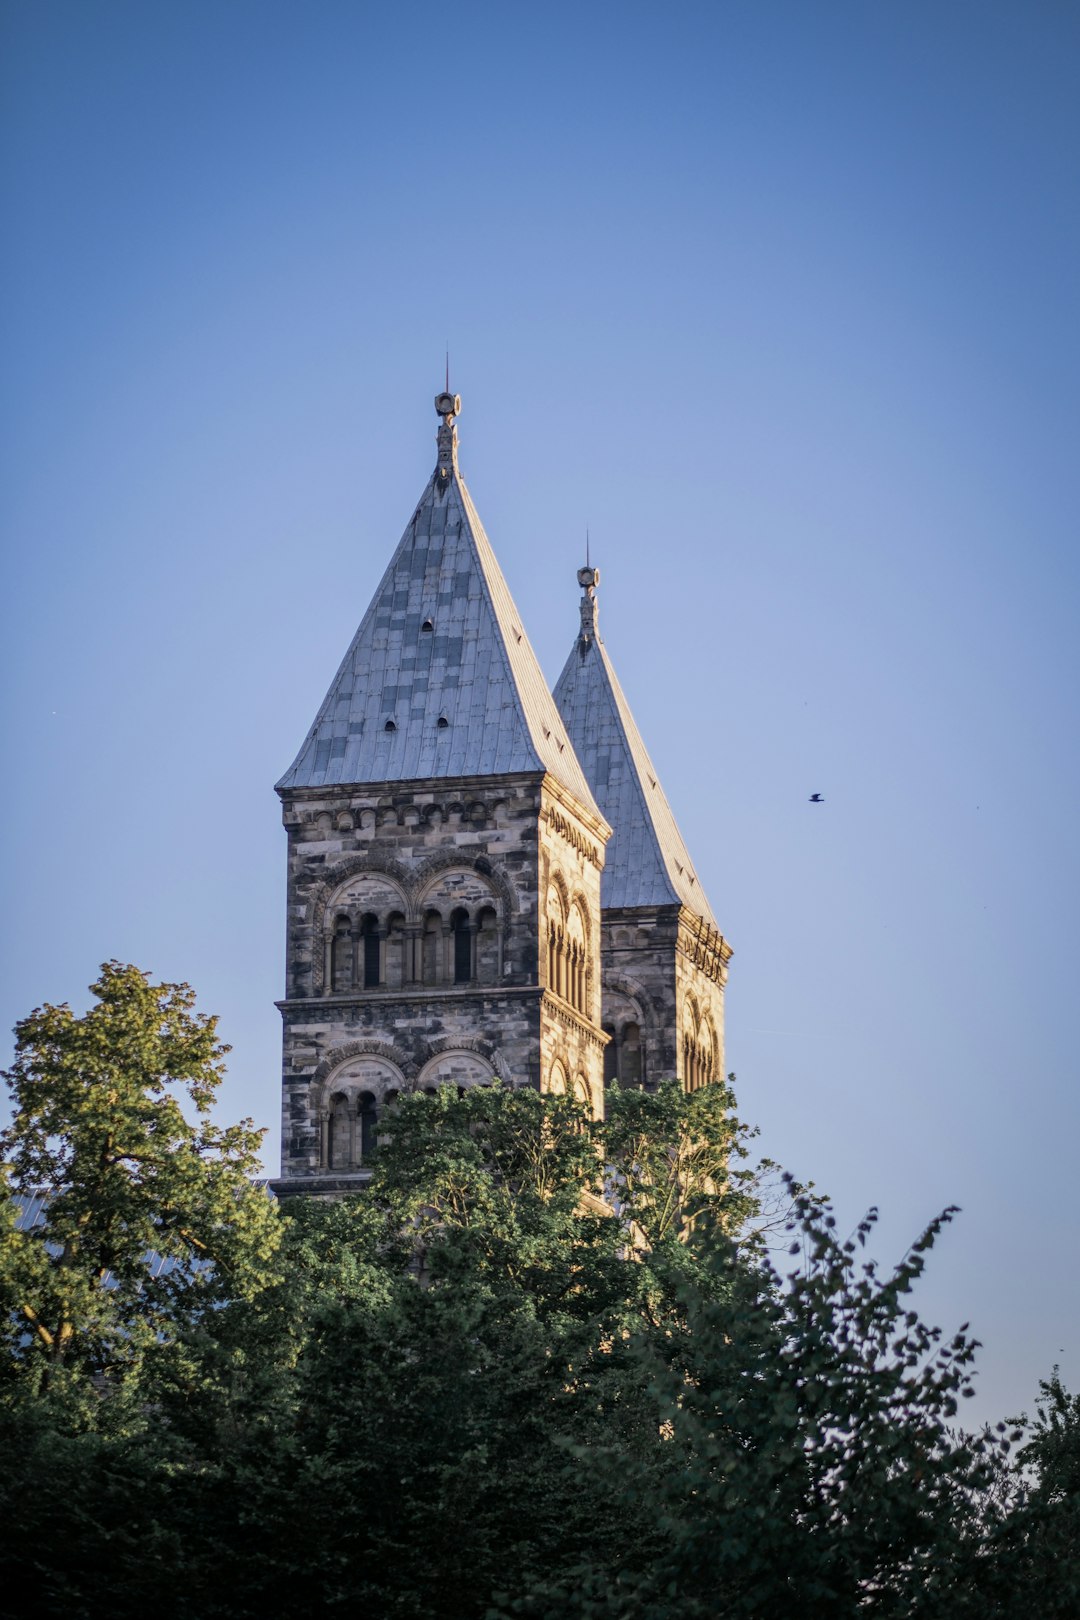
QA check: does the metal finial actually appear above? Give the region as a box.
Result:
[577,556,600,646]
[434,384,461,487]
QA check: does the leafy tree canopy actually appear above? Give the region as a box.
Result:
[0,962,279,1414]
[1,968,1077,1619]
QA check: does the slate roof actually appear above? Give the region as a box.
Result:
[277,408,600,815]
[553,583,718,924]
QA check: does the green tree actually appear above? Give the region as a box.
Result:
[0,961,280,1414]
[601,1076,754,1249]
[499,1194,1016,1620]
[4,1020,1072,1620]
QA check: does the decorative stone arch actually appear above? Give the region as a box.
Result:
[603,971,661,1028]
[545,871,571,999]
[415,863,500,920]
[602,972,666,1090]
[683,991,702,1040]
[682,995,716,1091]
[545,868,570,922]
[698,1012,719,1085]
[311,1039,416,1097]
[412,849,518,922]
[547,1057,569,1096]
[416,1047,497,1092]
[564,894,591,1016]
[311,855,414,992]
[420,1032,508,1071]
[313,1043,411,1170]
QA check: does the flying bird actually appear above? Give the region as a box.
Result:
[809,793,824,803]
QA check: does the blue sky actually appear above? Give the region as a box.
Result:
[2,0,1078,1427]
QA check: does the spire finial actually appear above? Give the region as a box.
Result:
[434,385,461,487]
[577,558,600,648]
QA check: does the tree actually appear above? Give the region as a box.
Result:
[4,1015,1075,1620]
[497,1193,1017,1620]
[0,961,280,1413]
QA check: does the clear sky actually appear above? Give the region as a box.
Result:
[2,0,1078,1429]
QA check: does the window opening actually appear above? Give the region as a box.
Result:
[359,1093,377,1161]
[452,908,472,983]
[360,913,380,989]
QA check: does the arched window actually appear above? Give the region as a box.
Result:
[358,1092,377,1162]
[422,911,442,985]
[328,1093,351,1168]
[451,907,472,984]
[603,1024,618,1087]
[385,912,406,989]
[699,1017,718,1088]
[476,906,499,984]
[546,884,566,996]
[566,901,589,1015]
[331,916,353,992]
[360,913,381,989]
[621,1022,642,1088]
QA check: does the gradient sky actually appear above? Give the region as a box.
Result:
[2,0,1078,1430]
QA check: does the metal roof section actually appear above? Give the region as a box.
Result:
[277,394,600,814]
[553,567,718,925]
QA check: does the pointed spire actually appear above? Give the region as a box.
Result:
[278,393,600,815]
[553,568,717,923]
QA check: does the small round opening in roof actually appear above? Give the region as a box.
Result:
[437,716,449,730]
[384,720,397,733]
[421,619,434,632]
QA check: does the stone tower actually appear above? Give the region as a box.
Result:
[553,567,732,1092]
[275,394,611,1193]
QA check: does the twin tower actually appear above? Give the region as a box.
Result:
[275,393,732,1192]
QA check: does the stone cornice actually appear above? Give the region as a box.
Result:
[540,774,612,846]
[278,983,547,1019]
[541,989,609,1050]
[278,770,545,808]
[676,906,733,986]
[539,798,608,871]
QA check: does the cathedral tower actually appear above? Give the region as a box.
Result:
[275,395,611,1193]
[553,567,732,1092]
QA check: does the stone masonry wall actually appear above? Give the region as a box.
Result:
[536,778,609,1116]
[278,769,610,1177]
[601,905,730,1092]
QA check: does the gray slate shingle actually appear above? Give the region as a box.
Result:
[553,617,718,925]
[277,459,599,814]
